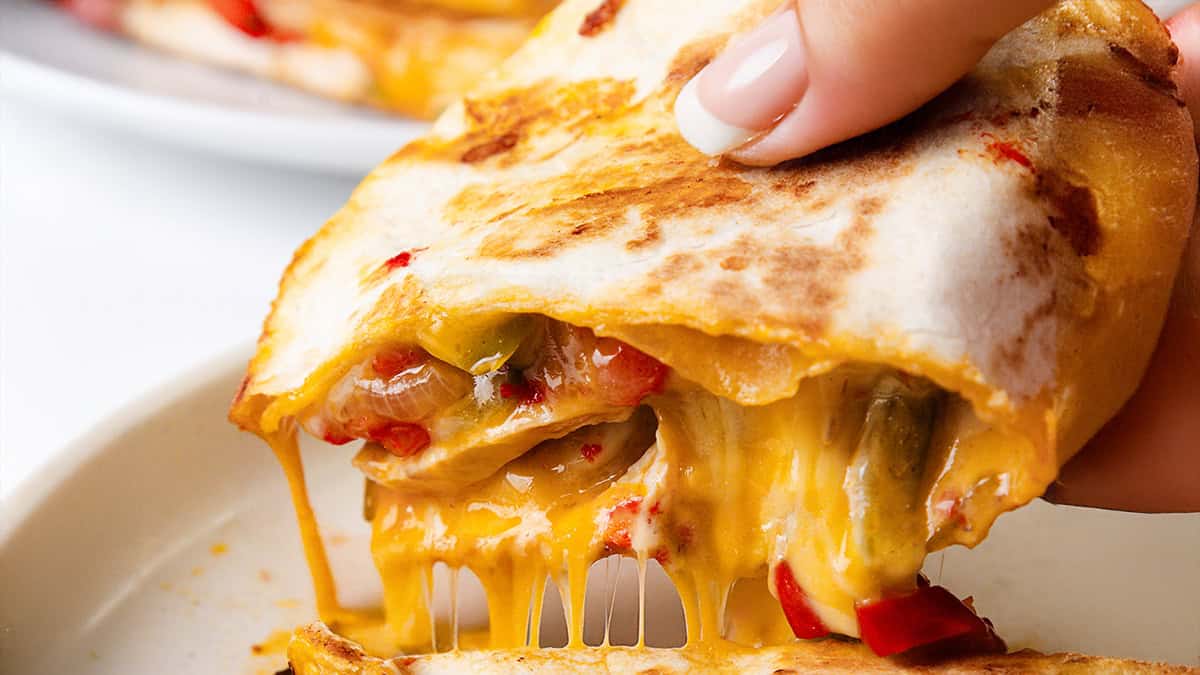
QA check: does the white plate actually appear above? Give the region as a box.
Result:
[0,347,1197,673]
[0,0,426,175]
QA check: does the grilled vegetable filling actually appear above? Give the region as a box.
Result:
[290,315,1029,658]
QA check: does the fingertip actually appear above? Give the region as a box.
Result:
[673,6,809,158]
[674,76,757,156]
[721,0,1051,166]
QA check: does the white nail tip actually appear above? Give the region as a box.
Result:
[673,76,755,156]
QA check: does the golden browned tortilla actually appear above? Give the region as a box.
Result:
[229,0,1197,669]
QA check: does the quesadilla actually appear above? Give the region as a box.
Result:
[60,0,545,118]
[229,0,1198,668]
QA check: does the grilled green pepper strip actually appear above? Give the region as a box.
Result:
[844,374,940,588]
[417,314,535,375]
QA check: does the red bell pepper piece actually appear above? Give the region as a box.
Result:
[594,338,668,406]
[499,379,545,405]
[207,0,269,38]
[369,422,431,458]
[856,584,1005,657]
[580,443,603,462]
[774,562,830,640]
[322,432,354,446]
[602,497,643,552]
[371,346,426,379]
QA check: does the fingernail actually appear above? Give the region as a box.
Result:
[674,7,808,155]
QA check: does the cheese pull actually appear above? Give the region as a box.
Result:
[285,318,1050,658]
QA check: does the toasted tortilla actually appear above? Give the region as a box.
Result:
[116,0,538,118]
[284,622,1200,674]
[232,0,1194,507]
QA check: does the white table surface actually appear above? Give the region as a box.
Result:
[0,98,359,499]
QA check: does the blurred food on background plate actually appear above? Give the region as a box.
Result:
[56,0,556,118]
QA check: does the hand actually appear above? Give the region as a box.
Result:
[674,0,1200,512]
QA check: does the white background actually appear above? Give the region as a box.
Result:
[0,98,359,498]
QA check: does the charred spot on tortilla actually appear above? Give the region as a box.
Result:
[625,221,662,251]
[1003,222,1058,281]
[766,212,874,334]
[410,79,639,167]
[578,0,624,36]
[649,251,705,283]
[1056,53,1182,121]
[719,255,749,272]
[765,117,920,202]
[792,177,819,195]
[467,172,752,259]
[304,623,369,665]
[1107,43,1181,99]
[1038,171,1102,257]
[993,294,1058,373]
[461,132,520,163]
[648,203,874,338]
[664,39,719,87]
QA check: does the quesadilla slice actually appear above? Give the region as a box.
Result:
[60,0,543,118]
[229,0,1197,668]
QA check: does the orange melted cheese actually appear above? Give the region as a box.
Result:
[267,341,1038,658]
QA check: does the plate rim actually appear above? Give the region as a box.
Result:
[0,47,424,174]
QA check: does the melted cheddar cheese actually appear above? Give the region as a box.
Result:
[265,319,1040,658]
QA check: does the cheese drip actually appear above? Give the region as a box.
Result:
[267,427,340,621]
[360,369,1037,655]
[271,363,1040,657]
[268,427,399,654]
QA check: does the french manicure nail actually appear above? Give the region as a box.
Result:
[674,7,808,155]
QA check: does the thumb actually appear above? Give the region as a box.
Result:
[674,0,1054,165]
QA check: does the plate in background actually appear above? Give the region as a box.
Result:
[0,0,425,175]
[0,348,1197,673]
